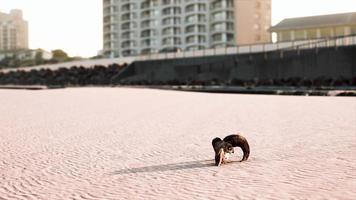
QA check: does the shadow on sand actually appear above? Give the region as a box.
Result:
[111,159,216,175]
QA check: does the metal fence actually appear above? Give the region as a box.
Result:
[136,34,356,61]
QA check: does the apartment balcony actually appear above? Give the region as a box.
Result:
[103,6,119,17]
[211,17,234,24]
[103,25,118,35]
[162,16,181,28]
[121,13,137,22]
[185,25,207,36]
[161,23,181,29]
[185,14,207,26]
[210,1,234,14]
[141,48,158,55]
[121,49,138,57]
[104,32,118,41]
[184,20,207,27]
[121,3,137,15]
[141,44,157,49]
[161,37,182,48]
[103,0,113,8]
[185,40,207,47]
[121,39,137,49]
[160,46,182,53]
[210,28,234,35]
[121,22,138,30]
[121,46,138,52]
[103,41,118,53]
[140,5,158,12]
[185,44,206,51]
[162,7,182,16]
[121,30,137,39]
[141,9,159,20]
[162,28,181,36]
[141,0,159,9]
[120,18,133,23]
[184,3,207,15]
[141,41,158,49]
[140,36,158,40]
[211,41,235,48]
[121,35,137,40]
[103,16,118,30]
[162,0,181,6]
[185,35,207,45]
[185,31,208,38]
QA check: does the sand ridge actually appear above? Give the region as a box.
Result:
[0,88,355,199]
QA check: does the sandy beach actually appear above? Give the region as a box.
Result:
[0,88,355,200]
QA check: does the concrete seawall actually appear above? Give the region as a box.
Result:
[117,45,356,83]
[0,45,355,89]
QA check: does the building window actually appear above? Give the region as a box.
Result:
[351,26,356,35]
[162,17,181,26]
[121,22,138,30]
[162,7,181,15]
[141,30,157,37]
[335,27,345,36]
[121,40,137,48]
[295,30,305,40]
[212,34,222,42]
[279,31,291,41]
[185,14,206,23]
[212,22,233,32]
[122,31,137,39]
[162,37,181,45]
[320,28,332,38]
[141,39,157,47]
[186,35,206,44]
[121,3,137,12]
[162,27,181,35]
[162,0,181,5]
[306,29,317,39]
[141,20,158,28]
[122,50,137,56]
[141,48,157,54]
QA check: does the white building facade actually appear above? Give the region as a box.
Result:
[103,0,271,57]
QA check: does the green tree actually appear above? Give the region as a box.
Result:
[51,49,69,62]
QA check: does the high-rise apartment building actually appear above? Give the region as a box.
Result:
[0,9,28,51]
[103,0,271,57]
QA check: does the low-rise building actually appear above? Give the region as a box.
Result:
[270,12,356,42]
[0,49,52,61]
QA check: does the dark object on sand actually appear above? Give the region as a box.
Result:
[211,137,234,166]
[223,134,250,161]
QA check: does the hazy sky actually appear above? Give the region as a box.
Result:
[1,0,356,57]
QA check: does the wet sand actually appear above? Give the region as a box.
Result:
[0,88,355,200]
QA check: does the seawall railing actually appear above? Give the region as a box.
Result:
[136,34,356,61]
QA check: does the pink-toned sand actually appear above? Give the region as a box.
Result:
[0,88,355,200]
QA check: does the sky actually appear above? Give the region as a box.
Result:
[1,0,356,57]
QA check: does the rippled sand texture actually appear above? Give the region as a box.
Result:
[0,88,355,200]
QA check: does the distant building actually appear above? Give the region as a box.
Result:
[103,0,271,57]
[270,12,356,42]
[0,49,52,61]
[0,9,28,51]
